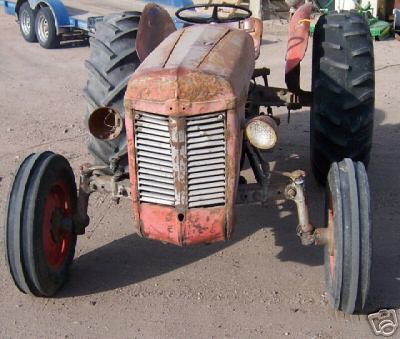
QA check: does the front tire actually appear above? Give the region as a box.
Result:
[19,2,37,42]
[35,7,60,49]
[324,159,372,313]
[311,11,375,183]
[5,152,77,297]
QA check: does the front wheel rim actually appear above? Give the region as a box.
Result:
[20,10,31,36]
[43,181,72,270]
[37,15,49,42]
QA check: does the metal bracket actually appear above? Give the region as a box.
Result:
[72,164,131,235]
[236,139,270,206]
[87,16,103,34]
[284,170,329,246]
[284,171,315,245]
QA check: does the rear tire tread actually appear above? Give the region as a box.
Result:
[84,12,141,168]
[311,11,375,183]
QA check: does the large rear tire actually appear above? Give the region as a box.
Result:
[311,11,375,183]
[84,12,141,172]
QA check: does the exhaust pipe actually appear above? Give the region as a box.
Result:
[88,107,123,140]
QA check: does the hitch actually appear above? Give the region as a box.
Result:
[284,171,329,246]
[72,164,94,235]
[71,163,132,235]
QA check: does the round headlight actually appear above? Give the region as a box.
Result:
[245,115,278,150]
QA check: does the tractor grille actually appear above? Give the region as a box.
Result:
[134,111,226,208]
[135,112,175,206]
[187,113,226,208]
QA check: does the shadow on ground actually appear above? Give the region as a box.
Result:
[60,39,89,49]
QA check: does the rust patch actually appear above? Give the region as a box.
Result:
[125,110,141,235]
[125,24,254,115]
[126,68,233,105]
[168,116,187,214]
[138,203,226,246]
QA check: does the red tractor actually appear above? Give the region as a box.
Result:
[5,3,374,314]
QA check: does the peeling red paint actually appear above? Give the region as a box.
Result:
[139,203,225,246]
[285,3,312,74]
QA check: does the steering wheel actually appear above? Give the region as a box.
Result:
[175,4,252,24]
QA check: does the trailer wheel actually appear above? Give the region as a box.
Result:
[19,2,37,42]
[324,159,372,313]
[5,152,77,297]
[84,12,141,172]
[311,11,375,184]
[35,7,60,49]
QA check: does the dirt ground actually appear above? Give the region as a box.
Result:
[1,10,400,339]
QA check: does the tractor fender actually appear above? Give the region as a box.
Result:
[136,3,176,62]
[15,0,70,33]
[285,2,312,74]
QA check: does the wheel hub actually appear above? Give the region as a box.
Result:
[20,10,31,36]
[38,16,49,42]
[43,183,72,270]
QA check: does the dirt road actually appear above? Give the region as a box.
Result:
[1,10,399,339]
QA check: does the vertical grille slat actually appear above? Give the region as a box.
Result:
[136,144,172,156]
[136,138,171,150]
[187,152,225,162]
[135,121,169,132]
[135,126,170,138]
[139,173,174,185]
[135,133,171,144]
[188,163,225,173]
[187,128,224,138]
[188,187,225,197]
[136,150,172,162]
[187,146,225,156]
[137,156,172,168]
[137,162,173,173]
[188,175,226,185]
[187,122,224,131]
[189,198,225,208]
[135,111,226,208]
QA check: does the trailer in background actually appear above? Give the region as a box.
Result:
[0,0,191,48]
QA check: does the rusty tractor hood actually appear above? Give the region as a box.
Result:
[124,24,255,116]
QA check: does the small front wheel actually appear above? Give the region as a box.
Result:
[35,7,60,49]
[5,152,77,297]
[324,159,372,314]
[19,2,37,42]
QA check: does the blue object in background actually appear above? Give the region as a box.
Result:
[146,0,193,8]
[0,0,16,14]
[2,0,191,31]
